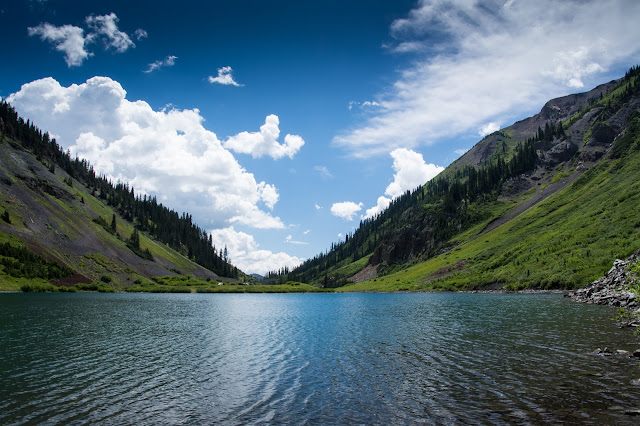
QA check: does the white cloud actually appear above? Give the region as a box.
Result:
[348,100,382,110]
[545,46,606,89]
[7,76,286,232]
[331,201,363,221]
[479,122,500,137]
[359,148,442,220]
[314,165,332,179]
[314,204,322,210]
[223,114,305,159]
[28,23,91,67]
[28,13,138,67]
[285,235,308,245]
[363,196,391,220]
[454,148,469,156]
[85,13,134,52]
[144,55,177,73]
[210,227,303,275]
[208,66,243,87]
[334,0,640,157]
[134,29,148,40]
[384,148,443,199]
[303,230,311,235]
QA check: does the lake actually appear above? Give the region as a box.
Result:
[1,292,639,424]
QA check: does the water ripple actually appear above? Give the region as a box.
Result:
[1,293,640,424]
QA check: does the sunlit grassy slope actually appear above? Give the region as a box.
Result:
[337,123,640,292]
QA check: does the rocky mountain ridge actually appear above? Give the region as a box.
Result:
[274,66,640,291]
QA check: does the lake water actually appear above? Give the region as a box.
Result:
[1,292,640,424]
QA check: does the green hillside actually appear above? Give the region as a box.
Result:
[268,66,640,291]
[0,102,251,291]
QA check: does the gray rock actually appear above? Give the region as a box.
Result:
[570,250,640,324]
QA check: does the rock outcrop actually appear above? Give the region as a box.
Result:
[570,250,640,325]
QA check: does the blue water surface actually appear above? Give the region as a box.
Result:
[1,292,639,424]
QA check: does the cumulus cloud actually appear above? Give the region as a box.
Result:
[363,196,391,220]
[210,227,303,275]
[331,201,363,221]
[358,148,442,220]
[334,0,640,157]
[479,122,500,137]
[208,66,243,87]
[28,23,91,67]
[384,148,444,199]
[7,76,287,232]
[144,55,177,73]
[314,204,322,210]
[455,148,469,156]
[85,13,134,52]
[28,13,138,67]
[223,114,305,159]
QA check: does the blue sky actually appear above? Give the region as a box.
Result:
[2,0,639,275]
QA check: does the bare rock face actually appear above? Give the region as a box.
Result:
[545,141,578,165]
[589,123,617,146]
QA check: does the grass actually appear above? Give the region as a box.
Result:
[337,124,640,292]
[551,172,571,184]
[124,276,329,293]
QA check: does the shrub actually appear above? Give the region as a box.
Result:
[2,209,10,224]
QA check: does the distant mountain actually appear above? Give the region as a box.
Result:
[0,103,248,290]
[267,66,640,291]
[250,273,264,282]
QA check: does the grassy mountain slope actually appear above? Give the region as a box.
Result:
[0,112,250,291]
[275,66,640,291]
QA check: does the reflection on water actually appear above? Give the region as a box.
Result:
[1,292,639,424]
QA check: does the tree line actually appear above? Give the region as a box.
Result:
[0,101,239,278]
[268,63,640,287]
[266,120,547,285]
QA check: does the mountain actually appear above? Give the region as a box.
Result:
[268,66,640,291]
[0,102,249,291]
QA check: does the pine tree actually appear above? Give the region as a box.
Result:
[129,229,140,250]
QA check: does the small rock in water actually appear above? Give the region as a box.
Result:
[603,347,613,355]
[624,409,640,416]
[633,349,640,358]
[631,379,640,386]
[616,349,631,357]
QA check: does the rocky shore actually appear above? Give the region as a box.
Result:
[570,250,640,327]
